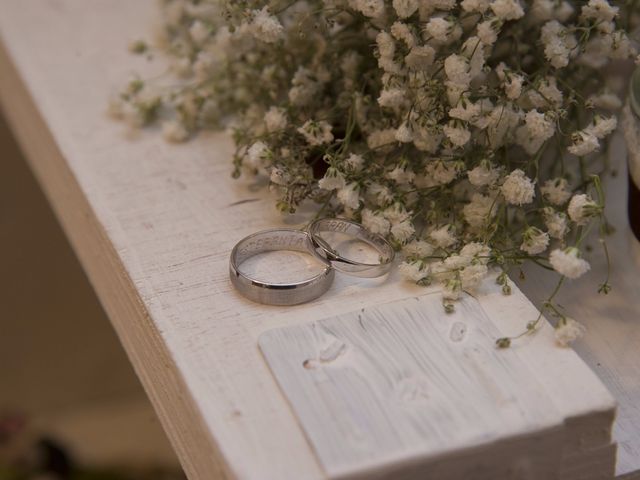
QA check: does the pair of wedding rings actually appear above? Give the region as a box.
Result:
[229,218,395,305]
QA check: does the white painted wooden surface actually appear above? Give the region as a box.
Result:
[0,0,630,478]
[260,295,573,479]
[517,134,640,478]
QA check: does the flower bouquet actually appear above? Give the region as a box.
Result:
[111,0,639,346]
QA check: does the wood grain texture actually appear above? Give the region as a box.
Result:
[0,30,231,480]
[0,1,624,478]
[260,295,568,479]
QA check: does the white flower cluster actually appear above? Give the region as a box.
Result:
[114,0,638,344]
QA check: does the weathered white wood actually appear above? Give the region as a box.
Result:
[0,0,626,478]
[560,444,617,480]
[517,134,640,477]
[260,295,568,479]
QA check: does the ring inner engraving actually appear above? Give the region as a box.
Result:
[234,230,329,285]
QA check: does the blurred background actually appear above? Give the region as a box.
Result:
[0,114,184,479]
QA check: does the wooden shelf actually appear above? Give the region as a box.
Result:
[0,1,637,479]
[0,113,178,471]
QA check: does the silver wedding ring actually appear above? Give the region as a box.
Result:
[229,219,395,305]
[229,229,334,306]
[308,218,395,278]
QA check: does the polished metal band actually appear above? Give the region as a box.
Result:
[308,218,395,278]
[229,229,334,306]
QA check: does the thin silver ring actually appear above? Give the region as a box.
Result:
[229,229,334,305]
[308,218,395,278]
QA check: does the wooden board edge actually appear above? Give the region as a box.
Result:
[257,298,617,479]
[0,38,234,480]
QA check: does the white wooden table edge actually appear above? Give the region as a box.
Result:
[0,41,233,480]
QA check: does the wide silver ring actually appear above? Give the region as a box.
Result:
[308,218,395,278]
[229,229,334,305]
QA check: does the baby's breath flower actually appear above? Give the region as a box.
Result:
[443,254,470,270]
[443,122,471,148]
[449,101,481,122]
[162,120,189,143]
[386,164,415,184]
[193,51,215,82]
[392,0,419,19]
[398,260,429,282]
[423,160,462,186]
[468,162,500,186]
[189,20,210,45]
[270,166,290,185]
[580,0,618,23]
[567,193,600,225]
[541,177,571,205]
[376,31,398,74]
[442,278,462,300]
[531,0,554,21]
[463,193,496,228]
[555,1,576,21]
[425,17,454,44]
[477,20,498,46]
[444,54,471,88]
[516,109,556,153]
[430,225,457,248]
[383,203,411,224]
[460,242,491,263]
[524,110,555,141]
[318,167,346,191]
[490,0,525,20]
[520,227,550,255]
[298,120,334,146]
[403,240,434,258]
[391,22,415,47]
[337,183,361,209]
[421,0,456,12]
[391,219,415,243]
[568,131,599,156]
[250,7,283,43]
[345,153,365,172]
[544,207,569,239]
[405,45,435,70]
[586,116,618,139]
[246,141,271,169]
[496,63,524,100]
[588,92,622,110]
[289,68,320,107]
[461,0,491,13]
[394,122,414,143]
[378,88,407,109]
[350,0,385,18]
[549,247,591,279]
[501,169,535,205]
[361,208,391,235]
[528,77,564,108]
[367,128,398,150]
[541,20,576,68]
[264,107,287,133]
[555,318,586,346]
[368,182,395,206]
[460,264,489,290]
